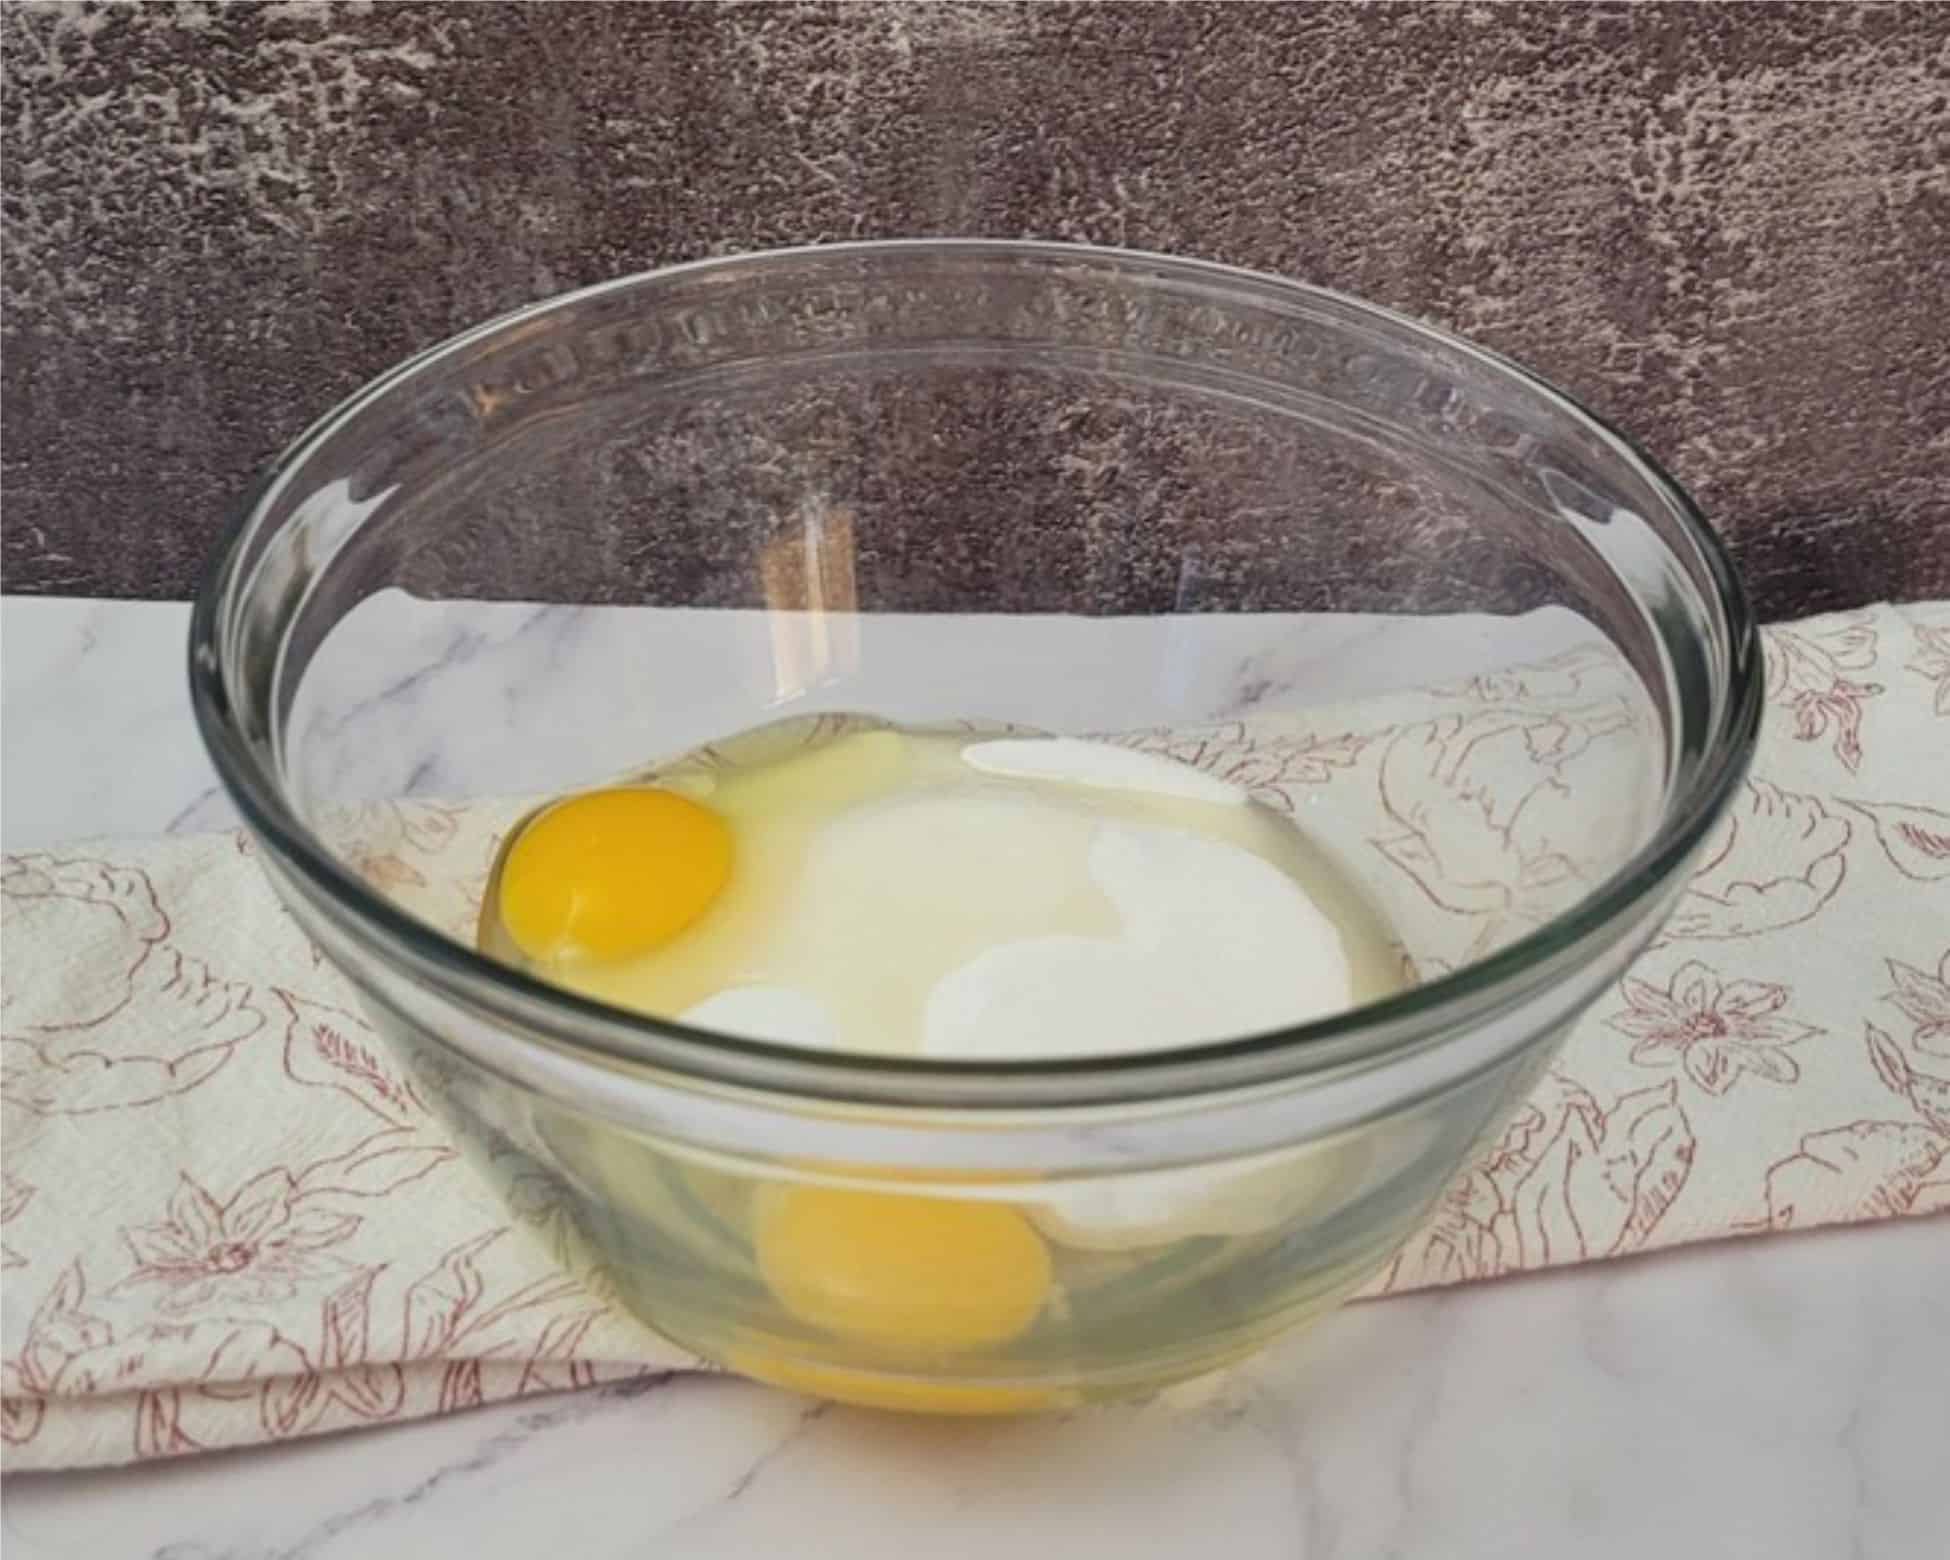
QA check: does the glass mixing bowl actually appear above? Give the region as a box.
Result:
[191,240,1761,1411]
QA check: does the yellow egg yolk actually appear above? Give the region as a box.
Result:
[497,788,732,965]
[755,1185,1053,1357]
[728,1350,1067,1415]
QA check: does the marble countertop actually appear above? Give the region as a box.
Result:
[3,596,1946,1559]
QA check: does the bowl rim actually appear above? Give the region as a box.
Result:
[189,237,1765,1110]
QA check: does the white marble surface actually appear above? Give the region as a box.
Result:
[3,596,1947,1558]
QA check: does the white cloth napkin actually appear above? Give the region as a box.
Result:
[5,603,1947,1469]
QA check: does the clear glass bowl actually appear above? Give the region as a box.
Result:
[190,241,1761,1411]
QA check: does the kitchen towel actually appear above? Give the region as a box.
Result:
[4,603,1948,1469]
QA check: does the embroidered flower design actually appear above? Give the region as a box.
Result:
[1764,617,1883,772]
[1885,950,1950,1060]
[1433,644,1625,705]
[1839,798,1950,883]
[1756,1025,1950,1230]
[1906,620,1950,718]
[1370,699,1641,962]
[114,1172,358,1314]
[1661,781,1851,943]
[1,1173,33,1270]
[313,800,466,894]
[1220,730,1370,793]
[1110,721,1371,807]
[1,853,265,1114]
[1607,962,1819,1094]
[1374,1072,1696,1292]
[276,990,425,1127]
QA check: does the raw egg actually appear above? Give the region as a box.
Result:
[754,1184,1053,1356]
[727,1350,1066,1415]
[497,787,731,965]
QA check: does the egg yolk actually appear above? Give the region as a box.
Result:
[728,1349,1066,1415]
[755,1185,1052,1357]
[498,788,732,965]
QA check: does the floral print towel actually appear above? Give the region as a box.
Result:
[4,604,1947,1470]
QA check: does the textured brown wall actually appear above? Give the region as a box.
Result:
[3,1,1946,613]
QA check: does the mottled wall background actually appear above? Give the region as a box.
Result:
[3,0,1945,612]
